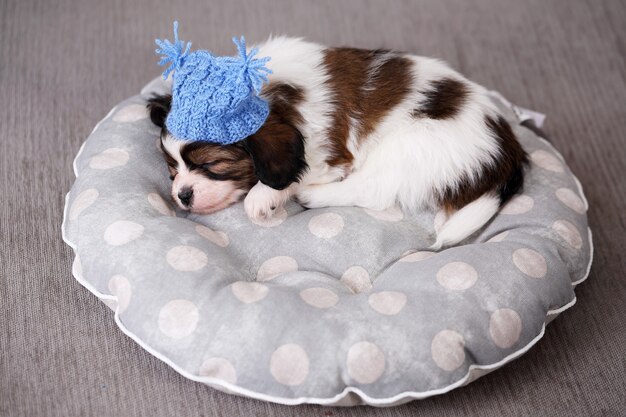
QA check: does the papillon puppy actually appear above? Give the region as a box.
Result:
[147,37,527,248]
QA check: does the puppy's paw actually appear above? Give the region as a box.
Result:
[244,182,288,221]
[294,185,326,209]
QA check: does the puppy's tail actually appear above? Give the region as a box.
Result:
[430,194,500,250]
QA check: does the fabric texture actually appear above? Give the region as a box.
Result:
[2,0,625,415]
[61,79,591,406]
[157,22,271,144]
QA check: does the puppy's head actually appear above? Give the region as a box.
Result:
[147,92,306,214]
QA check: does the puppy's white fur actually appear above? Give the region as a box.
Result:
[166,37,516,247]
[255,38,503,246]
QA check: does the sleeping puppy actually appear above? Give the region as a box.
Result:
[147,37,527,248]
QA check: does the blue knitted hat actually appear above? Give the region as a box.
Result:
[155,22,272,144]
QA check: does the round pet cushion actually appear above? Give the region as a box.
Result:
[62,77,592,406]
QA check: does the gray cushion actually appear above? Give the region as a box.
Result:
[62,78,592,406]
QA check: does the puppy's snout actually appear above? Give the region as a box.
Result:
[177,187,194,207]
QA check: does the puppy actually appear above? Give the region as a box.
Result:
[147,37,527,248]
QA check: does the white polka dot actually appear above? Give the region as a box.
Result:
[364,206,404,222]
[89,148,129,169]
[434,210,447,233]
[231,281,269,303]
[166,246,208,271]
[489,309,522,348]
[104,220,144,246]
[500,195,534,215]
[368,291,407,315]
[487,231,509,243]
[102,299,118,311]
[107,275,131,313]
[196,225,229,247]
[552,220,583,249]
[69,188,99,220]
[399,251,436,262]
[300,287,339,309]
[257,256,298,281]
[347,341,386,384]
[270,344,309,386]
[512,248,547,278]
[555,188,585,214]
[436,262,478,290]
[531,150,564,172]
[249,206,288,227]
[113,104,148,122]
[431,330,465,371]
[72,255,83,279]
[340,266,372,294]
[148,193,174,216]
[158,299,199,339]
[308,213,344,239]
[199,357,237,384]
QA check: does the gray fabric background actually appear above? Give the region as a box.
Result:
[1,0,625,415]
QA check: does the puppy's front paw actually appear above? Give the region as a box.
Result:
[244,182,288,221]
[294,185,325,209]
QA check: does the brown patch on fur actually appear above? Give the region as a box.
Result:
[181,141,257,191]
[244,111,308,190]
[322,48,413,168]
[439,115,528,211]
[413,77,469,120]
[262,82,306,127]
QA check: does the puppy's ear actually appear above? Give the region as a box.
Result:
[146,94,172,128]
[243,118,307,190]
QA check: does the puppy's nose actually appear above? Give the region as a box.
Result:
[177,187,193,207]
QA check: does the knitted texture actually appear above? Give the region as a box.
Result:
[155,22,272,144]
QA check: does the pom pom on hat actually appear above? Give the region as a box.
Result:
[154,22,273,145]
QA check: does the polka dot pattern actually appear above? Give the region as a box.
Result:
[500,195,534,215]
[196,225,229,247]
[431,330,465,371]
[347,342,386,384]
[531,150,564,172]
[231,282,269,303]
[552,220,583,249]
[64,86,593,404]
[436,262,478,290]
[158,299,199,339]
[364,206,404,222]
[270,344,309,386]
[489,309,522,348]
[166,246,208,271]
[556,188,585,214]
[340,266,372,294]
[199,358,237,384]
[368,292,407,315]
[113,104,148,122]
[148,193,174,216]
[300,287,339,309]
[104,220,144,246]
[89,148,129,170]
[513,248,547,278]
[308,213,344,238]
[108,275,132,314]
[257,256,298,281]
[69,188,99,220]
